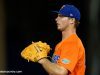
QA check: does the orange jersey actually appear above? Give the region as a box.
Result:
[52,34,86,75]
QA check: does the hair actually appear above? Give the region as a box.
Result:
[74,20,80,28]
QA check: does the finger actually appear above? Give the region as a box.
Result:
[32,41,34,44]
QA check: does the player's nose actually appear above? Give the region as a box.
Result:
[55,16,58,22]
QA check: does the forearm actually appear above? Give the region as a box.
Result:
[38,58,68,75]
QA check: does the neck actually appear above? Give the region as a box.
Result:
[62,28,76,40]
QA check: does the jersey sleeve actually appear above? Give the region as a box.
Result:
[57,41,79,73]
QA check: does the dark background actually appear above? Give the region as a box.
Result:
[0,0,100,75]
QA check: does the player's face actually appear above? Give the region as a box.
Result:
[55,14,71,31]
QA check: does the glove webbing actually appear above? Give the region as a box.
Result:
[34,44,51,62]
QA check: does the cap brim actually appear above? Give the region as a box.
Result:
[52,11,60,14]
[52,11,66,17]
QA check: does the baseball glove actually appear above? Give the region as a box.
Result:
[21,41,51,62]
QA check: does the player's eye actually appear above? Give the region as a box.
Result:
[58,14,65,17]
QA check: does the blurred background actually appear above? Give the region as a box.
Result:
[0,0,100,75]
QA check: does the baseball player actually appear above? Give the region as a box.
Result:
[38,4,86,75]
[21,4,86,75]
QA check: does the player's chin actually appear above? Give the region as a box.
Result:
[57,27,63,31]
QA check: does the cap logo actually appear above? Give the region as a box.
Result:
[60,5,66,9]
[70,13,73,17]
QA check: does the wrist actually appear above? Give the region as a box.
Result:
[38,58,48,64]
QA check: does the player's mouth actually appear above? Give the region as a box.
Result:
[56,22,60,26]
[56,23,61,29]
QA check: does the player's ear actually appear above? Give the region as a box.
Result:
[69,18,75,24]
